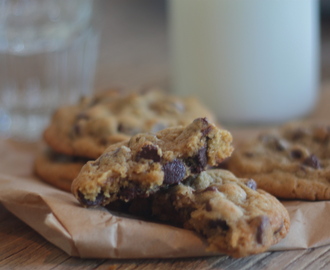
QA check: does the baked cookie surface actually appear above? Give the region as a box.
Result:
[34,150,88,192]
[72,118,233,207]
[44,90,216,159]
[228,121,330,200]
[151,169,290,258]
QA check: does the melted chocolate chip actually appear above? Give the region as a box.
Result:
[209,219,229,231]
[182,175,197,186]
[136,144,161,162]
[78,191,104,207]
[202,126,212,137]
[199,117,209,125]
[303,154,321,169]
[119,185,145,201]
[254,215,270,244]
[205,201,213,212]
[291,149,303,159]
[246,179,257,190]
[185,146,208,173]
[163,160,186,185]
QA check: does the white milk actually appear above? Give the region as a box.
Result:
[168,0,319,124]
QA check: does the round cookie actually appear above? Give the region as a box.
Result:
[34,150,89,192]
[44,90,217,159]
[151,169,290,258]
[227,121,330,200]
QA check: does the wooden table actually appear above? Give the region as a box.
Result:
[2,1,330,269]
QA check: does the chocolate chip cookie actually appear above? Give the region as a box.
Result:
[228,121,330,200]
[151,169,290,258]
[44,90,217,159]
[34,150,88,192]
[72,118,233,207]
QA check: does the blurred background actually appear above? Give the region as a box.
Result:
[93,0,168,92]
[1,0,330,140]
[94,0,330,92]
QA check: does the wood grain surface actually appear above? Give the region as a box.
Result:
[2,1,330,269]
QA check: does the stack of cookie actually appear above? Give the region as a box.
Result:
[70,117,290,258]
[227,121,330,201]
[35,89,292,258]
[34,89,217,192]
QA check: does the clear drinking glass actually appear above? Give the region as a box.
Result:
[0,0,99,141]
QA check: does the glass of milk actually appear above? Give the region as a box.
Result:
[168,0,319,125]
[0,0,99,141]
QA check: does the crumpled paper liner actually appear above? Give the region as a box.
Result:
[1,138,330,259]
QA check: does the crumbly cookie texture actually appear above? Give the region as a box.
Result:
[151,169,290,258]
[44,90,217,159]
[34,150,88,192]
[72,118,233,207]
[228,121,330,200]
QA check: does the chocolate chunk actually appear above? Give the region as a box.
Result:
[119,184,145,201]
[163,160,186,185]
[246,179,257,190]
[205,201,213,212]
[198,117,212,136]
[251,215,270,244]
[136,144,161,162]
[197,117,209,125]
[209,219,229,231]
[182,175,197,186]
[290,149,303,159]
[78,191,104,207]
[202,126,212,137]
[303,154,321,169]
[185,146,208,173]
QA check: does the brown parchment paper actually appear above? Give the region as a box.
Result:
[1,134,330,259]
